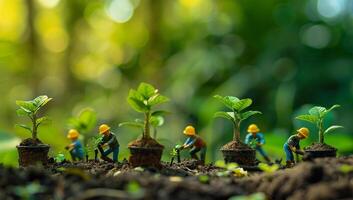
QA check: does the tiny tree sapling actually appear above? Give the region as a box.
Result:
[124,82,169,140]
[213,95,261,143]
[296,105,343,144]
[16,95,52,141]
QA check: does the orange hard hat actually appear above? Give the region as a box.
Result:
[247,124,260,133]
[99,124,111,135]
[183,125,196,136]
[67,129,80,139]
[297,127,309,138]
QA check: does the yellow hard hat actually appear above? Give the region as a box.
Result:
[247,124,260,133]
[297,127,309,138]
[183,125,196,136]
[67,129,79,139]
[99,124,111,135]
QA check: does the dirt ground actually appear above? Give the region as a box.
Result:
[0,156,352,200]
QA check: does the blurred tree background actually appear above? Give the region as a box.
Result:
[0,0,352,166]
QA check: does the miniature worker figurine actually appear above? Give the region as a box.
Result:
[178,125,207,163]
[65,129,84,161]
[283,127,309,167]
[245,124,271,163]
[97,124,119,162]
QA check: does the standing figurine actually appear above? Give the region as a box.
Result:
[245,124,271,163]
[65,129,84,161]
[97,124,120,162]
[178,125,207,163]
[283,127,309,167]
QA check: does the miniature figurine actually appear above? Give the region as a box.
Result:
[65,129,85,161]
[283,127,309,167]
[177,125,207,163]
[97,124,119,162]
[245,124,271,163]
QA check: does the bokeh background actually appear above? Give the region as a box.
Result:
[0,0,352,166]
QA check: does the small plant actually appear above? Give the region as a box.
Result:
[198,175,210,184]
[54,153,65,163]
[215,160,248,177]
[120,82,169,140]
[213,95,261,143]
[258,163,279,174]
[86,135,103,160]
[16,95,52,141]
[296,105,343,144]
[67,108,97,136]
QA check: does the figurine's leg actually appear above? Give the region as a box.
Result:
[112,147,119,162]
[257,147,271,163]
[200,147,206,163]
[94,149,99,161]
[69,151,76,161]
[190,147,200,160]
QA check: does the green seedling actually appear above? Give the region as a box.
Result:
[258,163,279,174]
[248,138,259,149]
[54,153,65,163]
[215,160,248,177]
[16,95,52,140]
[170,144,182,165]
[67,108,97,161]
[86,135,103,161]
[296,105,343,144]
[120,82,169,140]
[339,164,353,174]
[198,175,210,184]
[213,95,261,143]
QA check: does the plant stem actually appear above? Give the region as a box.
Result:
[318,119,324,144]
[32,114,37,140]
[233,121,241,143]
[143,111,151,139]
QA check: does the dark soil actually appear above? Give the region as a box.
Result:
[17,143,50,167]
[19,138,44,146]
[128,138,164,149]
[220,141,252,150]
[1,156,352,199]
[305,143,337,151]
[128,138,164,168]
[220,141,256,166]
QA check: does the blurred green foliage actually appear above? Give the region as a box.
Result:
[0,0,352,166]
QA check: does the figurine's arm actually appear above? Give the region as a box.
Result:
[183,138,196,149]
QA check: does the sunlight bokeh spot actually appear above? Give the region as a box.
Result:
[106,0,134,23]
[317,0,346,19]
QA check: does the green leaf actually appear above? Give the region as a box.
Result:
[127,96,149,113]
[240,111,261,121]
[232,98,252,111]
[36,117,50,125]
[147,94,169,107]
[16,100,36,113]
[128,89,145,101]
[137,82,156,99]
[78,108,97,131]
[151,110,170,116]
[119,121,144,128]
[16,124,32,133]
[309,106,326,117]
[213,111,234,121]
[16,108,30,116]
[324,125,343,134]
[150,116,164,127]
[323,104,340,116]
[296,115,319,124]
[33,95,52,109]
[213,95,239,110]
